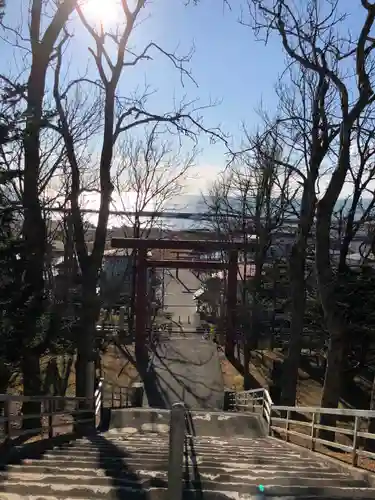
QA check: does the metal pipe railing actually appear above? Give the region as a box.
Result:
[233,387,375,467]
[167,402,186,500]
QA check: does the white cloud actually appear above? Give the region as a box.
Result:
[183,163,222,194]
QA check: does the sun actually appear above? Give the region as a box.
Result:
[80,0,120,25]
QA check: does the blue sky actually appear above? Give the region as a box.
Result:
[1,0,368,195]
[117,0,287,186]
[1,0,286,192]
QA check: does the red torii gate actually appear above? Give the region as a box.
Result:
[111,238,256,358]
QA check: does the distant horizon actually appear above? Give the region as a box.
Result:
[47,193,374,231]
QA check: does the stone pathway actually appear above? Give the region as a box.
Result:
[144,270,224,409]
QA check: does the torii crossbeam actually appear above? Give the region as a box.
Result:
[111,238,256,359]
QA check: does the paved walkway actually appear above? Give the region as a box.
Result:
[163,269,200,326]
[143,270,224,410]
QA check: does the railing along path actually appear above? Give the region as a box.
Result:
[233,388,375,468]
[0,377,135,445]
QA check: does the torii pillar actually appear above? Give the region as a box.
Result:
[135,247,148,359]
[225,250,238,358]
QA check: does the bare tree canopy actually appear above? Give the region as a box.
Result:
[0,0,225,418]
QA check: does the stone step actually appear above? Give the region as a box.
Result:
[6,462,346,476]
[21,454,342,473]
[74,436,277,446]
[0,471,363,489]
[2,494,375,500]
[1,480,375,499]
[65,445,291,457]
[58,441,301,454]
[107,410,266,438]
[2,465,354,481]
[48,446,311,460]
[40,450,325,466]
[95,437,280,449]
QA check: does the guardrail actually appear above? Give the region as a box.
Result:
[233,388,375,468]
[100,379,133,408]
[0,394,95,445]
[96,379,144,415]
[0,377,141,446]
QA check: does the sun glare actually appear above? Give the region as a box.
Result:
[81,0,119,25]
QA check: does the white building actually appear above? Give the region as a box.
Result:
[100,249,155,307]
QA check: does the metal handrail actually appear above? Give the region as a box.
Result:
[233,387,375,467]
[167,402,186,500]
[0,392,96,445]
[0,375,138,445]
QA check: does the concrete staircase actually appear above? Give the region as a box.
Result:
[1,421,375,499]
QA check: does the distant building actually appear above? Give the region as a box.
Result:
[194,264,256,320]
[100,248,156,308]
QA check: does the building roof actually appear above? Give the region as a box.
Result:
[103,248,152,257]
[209,263,256,281]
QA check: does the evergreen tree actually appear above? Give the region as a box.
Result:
[0,169,25,390]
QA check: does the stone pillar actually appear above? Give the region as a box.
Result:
[130,382,144,407]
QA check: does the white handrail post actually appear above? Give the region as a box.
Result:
[94,378,104,429]
[167,402,185,500]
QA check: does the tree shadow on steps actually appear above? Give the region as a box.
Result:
[0,433,83,492]
[88,434,168,499]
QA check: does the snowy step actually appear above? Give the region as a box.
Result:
[46,446,313,461]
[2,494,375,500]
[60,440,299,452]
[7,461,347,476]
[1,466,355,481]
[0,471,365,489]
[39,452,327,468]
[1,480,375,499]
[2,433,374,499]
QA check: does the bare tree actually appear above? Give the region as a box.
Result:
[268,65,333,406]
[104,126,196,334]
[115,125,196,235]
[0,0,78,427]
[205,124,294,386]
[248,0,375,418]
[336,106,375,270]
[51,0,222,409]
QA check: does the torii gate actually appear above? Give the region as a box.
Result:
[111,238,256,358]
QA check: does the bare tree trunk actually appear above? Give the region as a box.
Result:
[316,131,351,438]
[281,179,316,404]
[21,43,49,429]
[21,0,77,425]
[338,191,360,271]
[74,272,98,429]
[281,244,306,405]
[21,351,42,431]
